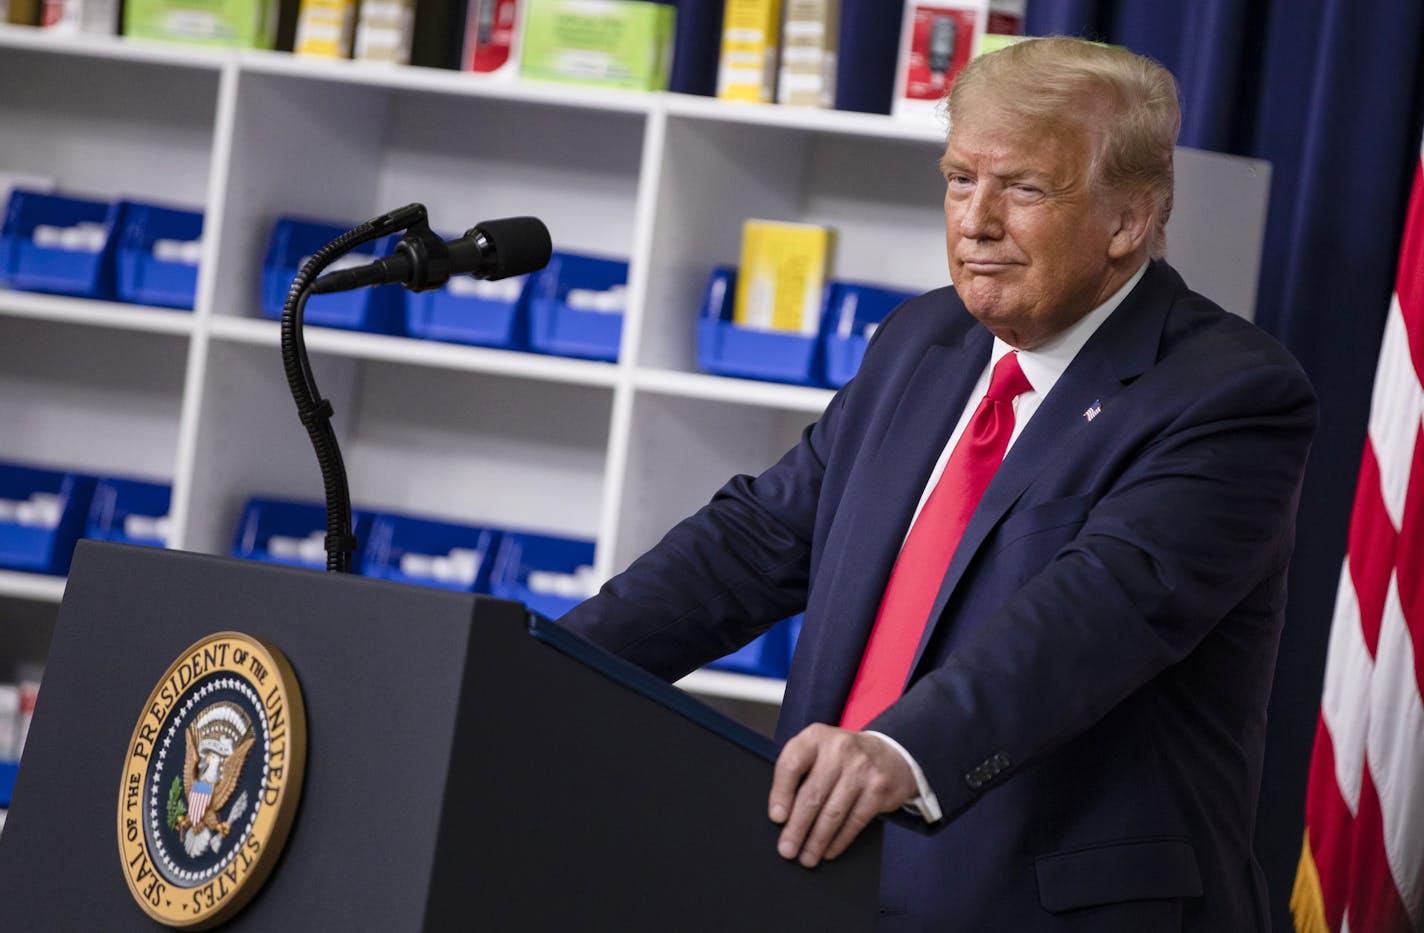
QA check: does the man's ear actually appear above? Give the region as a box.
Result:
[1107,192,1154,260]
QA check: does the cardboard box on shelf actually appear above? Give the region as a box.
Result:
[732,219,834,335]
[123,0,279,47]
[293,0,357,57]
[716,0,780,103]
[462,0,522,77]
[776,0,837,108]
[890,0,1023,122]
[520,0,676,92]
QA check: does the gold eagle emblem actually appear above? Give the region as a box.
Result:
[173,701,255,846]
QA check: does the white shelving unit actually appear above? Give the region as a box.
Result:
[0,572,64,606]
[0,26,1272,713]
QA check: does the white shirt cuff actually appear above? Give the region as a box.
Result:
[864,730,943,824]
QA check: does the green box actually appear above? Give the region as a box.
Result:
[520,0,676,92]
[123,0,276,47]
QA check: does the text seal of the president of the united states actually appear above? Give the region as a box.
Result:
[117,631,306,929]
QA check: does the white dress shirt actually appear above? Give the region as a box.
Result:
[866,262,1147,823]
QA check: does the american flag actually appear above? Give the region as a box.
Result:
[1292,143,1424,932]
[187,780,213,829]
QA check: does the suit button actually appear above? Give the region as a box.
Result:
[965,770,984,790]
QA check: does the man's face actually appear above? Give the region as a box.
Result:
[941,102,1135,349]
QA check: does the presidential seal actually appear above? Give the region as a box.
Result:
[117,632,306,929]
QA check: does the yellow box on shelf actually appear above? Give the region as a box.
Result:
[716,0,781,103]
[294,0,357,57]
[732,219,835,335]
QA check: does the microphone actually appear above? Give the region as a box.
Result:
[311,216,552,294]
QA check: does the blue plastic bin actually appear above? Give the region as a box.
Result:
[708,614,802,679]
[527,252,627,362]
[0,462,98,575]
[405,252,531,349]
[231,496,373,571]
[822,281,915,388]
[115,202,204,310]
[360,513,499,592]
[261,217,405,334]
[84,476,172,548]
[0,189,125,300]
[0,760,17,808]
[695,266,825,386]
[489,530,597,620]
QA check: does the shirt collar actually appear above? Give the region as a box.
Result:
[990,261,1149,397]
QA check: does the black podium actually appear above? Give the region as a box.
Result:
[0,541,881,931]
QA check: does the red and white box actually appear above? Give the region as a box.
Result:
[891,0,1024,122]
[462,0,522,77]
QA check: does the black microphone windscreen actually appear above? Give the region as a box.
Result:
[477,216,552,279]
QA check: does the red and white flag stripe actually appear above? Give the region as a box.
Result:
[1294,148,1424,933]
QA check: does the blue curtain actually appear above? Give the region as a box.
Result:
[1024,2,1424,928]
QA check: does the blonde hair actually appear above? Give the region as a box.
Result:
[947,37,1181,259]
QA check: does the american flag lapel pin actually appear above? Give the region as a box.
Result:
[1083,400,1102,422]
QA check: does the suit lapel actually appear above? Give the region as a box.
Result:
[906,261,1177,677]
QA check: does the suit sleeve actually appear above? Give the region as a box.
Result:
[869,348,1318,822]
[556,387,850,682]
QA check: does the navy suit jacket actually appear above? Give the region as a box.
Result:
[560,261,1317,931]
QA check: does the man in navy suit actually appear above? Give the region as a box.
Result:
[560,37,1316,931]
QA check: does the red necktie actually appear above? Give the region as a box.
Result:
[839,352,1033,730]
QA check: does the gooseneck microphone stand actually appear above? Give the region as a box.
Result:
[279,203,429,573]
[281,203,550,573]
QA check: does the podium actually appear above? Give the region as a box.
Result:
[0,541,881,930]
